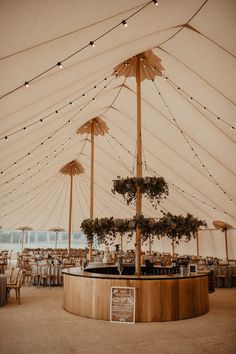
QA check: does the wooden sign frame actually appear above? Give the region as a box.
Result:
[110,286,135,324]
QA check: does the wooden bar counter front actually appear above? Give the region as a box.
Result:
[63,267,209,322]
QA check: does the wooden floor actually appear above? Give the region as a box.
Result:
[0,287,236,354]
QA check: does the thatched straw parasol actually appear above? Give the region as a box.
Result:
[213,220,233,261]
[77,117,109,261]
[17,226,34,251]
[49,227,66,250]
[60,160,84,255]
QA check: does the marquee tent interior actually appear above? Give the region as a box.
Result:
[0,0,235,258]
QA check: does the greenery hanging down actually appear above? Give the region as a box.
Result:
[81,213,207,246]
[157,212,207,244]
[81,217,133,245]
[112,176,169,208]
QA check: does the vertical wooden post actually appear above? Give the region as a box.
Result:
[89,120,95,261]
[196,230,199,257]
[171,240,175,257]
[225,229,228,261]
[55,232,58,250]
[135,54,142,276]
[120,234,123,252]
[149,236,152,254]
[68,174,73,256]
[21,231,24,252]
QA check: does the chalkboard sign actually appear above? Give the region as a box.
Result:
[110,286,135,324]
[189,264,197,274]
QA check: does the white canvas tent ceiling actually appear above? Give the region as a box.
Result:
[0,0,235,233]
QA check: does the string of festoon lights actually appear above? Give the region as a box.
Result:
[0,175,63,219]
[0,174,59,208]
[10,176,66,228]
[105,136,133,175]
[0,176,62,222]
[107,133,193,217]
[0,133,76,189]
[0,132,89,207]
[74,177,86,220]
[141,58,236,206]
[83,174,136,217]
[105,130,211,217]
[0,69,114,141]
[80,177,109,218]
[0,65,127,180]
[106,131,236,222]
[0,136,89,218]
[0,0,159,100]
[39,176,68,230]
[86,177,123,218]
[165,76,235,134]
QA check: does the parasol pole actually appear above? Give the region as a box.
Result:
[21,230,25,252]
[55,231,58,250]
[135,54,142,276]
[149,236,152,254]
[225,229,229,261]
[68,173,73,256]
[89,120,95,261]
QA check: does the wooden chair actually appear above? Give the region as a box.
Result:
[6,270,26,304]
[230,265,236,287]
[215,265,230,288]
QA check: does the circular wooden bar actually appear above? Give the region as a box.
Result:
[63,267,209,322]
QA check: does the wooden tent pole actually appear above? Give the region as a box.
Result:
[225,229,229,261]
[89,120,95,261]
[171,240,175,257]
[121,234,123,252]
[135,54,142,276]
[68,174,73,256]
[149,236,152,254]
[196,229,199,257]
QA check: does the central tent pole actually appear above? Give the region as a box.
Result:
[135,54,142,276]
[149,236,152,254]
[89,120,95,261]
[68,174,73,256]
[196,230,199,257]
[225,229,229,261]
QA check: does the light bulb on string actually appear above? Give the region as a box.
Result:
[24,82,29,88]
[153,0,159,5]
[122,20,128,27]
[57,62,62,69]
[90,41,95,48]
